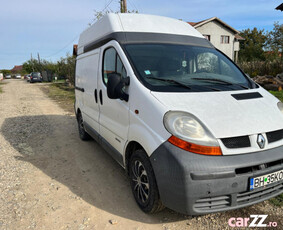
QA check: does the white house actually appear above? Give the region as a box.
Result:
[188,17,244,62]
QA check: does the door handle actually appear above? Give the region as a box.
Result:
[94,89,98,103]
[99,90,103,105]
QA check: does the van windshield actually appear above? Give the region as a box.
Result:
[124,44,255,92]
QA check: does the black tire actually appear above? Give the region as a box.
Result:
[129,149,164,213]
[77,112,91,141]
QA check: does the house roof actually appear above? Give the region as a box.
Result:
[187,17,240,34]
[11,65,23,72]
[276,3,283,11]
[235,34,245,40]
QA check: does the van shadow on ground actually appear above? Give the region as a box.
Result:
[1,114,189,224]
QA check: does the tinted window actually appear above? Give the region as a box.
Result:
[31,72,41,77]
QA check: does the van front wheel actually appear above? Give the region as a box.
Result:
[77,113,91,141]
[129,149,164,213]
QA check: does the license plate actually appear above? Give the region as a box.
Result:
[250,169,283,190]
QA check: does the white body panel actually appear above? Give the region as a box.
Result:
[78,13,203,55]
[76,49,100,132]
[126,76,170,158]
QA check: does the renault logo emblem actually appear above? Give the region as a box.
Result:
[257,134,265,149]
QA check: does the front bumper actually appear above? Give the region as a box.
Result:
[150,142,283,215]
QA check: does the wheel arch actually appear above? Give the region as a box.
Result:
[125,141,145,174]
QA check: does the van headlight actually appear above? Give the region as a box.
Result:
[277,102,283,114]
[164,111,222,155]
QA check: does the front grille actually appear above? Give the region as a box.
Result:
[267,129,283,143]
[194,195,230,211]
[194,182,283,213]
[221,136,251,149]
[236,159,283,175]
[237,182,283,205]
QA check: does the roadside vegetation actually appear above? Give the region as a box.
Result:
[270,194,283,207]
[270,90,283,102]
[41,82,74,113]
[0,82,6,93]
[238,22,282,77]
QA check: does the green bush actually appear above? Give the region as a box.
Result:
[238,60,283,77]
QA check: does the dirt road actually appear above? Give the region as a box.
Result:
[0,80,282,230]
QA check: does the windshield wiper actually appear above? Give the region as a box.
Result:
[191,77,249,89]
[146,76,191,90]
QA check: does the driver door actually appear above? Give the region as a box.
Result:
[97,41,130,164]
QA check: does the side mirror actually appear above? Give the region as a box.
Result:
[107,73,130,101]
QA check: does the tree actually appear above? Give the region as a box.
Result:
[0,69,11,75]
[266,22,283,61]
[22,59,41,73]
[56,54,76,85]
[239,28,267,62]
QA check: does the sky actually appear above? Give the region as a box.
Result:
[0,0,282,69]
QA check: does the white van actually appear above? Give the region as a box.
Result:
[75,13,283,215]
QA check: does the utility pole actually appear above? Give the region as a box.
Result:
[31,53,34,72]
[120,0,127,13]
[37,52,41,65]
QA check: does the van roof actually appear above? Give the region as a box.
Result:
[77,13,206,55]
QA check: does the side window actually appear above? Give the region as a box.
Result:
[103,47,127,84]
[103,48,116,84]
[116,55,127,78]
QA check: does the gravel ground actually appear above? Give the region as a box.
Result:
[0,80,282,230]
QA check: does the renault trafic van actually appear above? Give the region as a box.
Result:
[75,13,283,215]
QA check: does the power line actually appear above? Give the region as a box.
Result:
[128,0,139,12]
[101,0,115,14]
[43,33,80,59]
[89,0,115,25]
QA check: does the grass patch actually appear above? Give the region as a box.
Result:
[0,81,6,93]
[52,79,66,84]
[270,194,283,207]
[41,82,75,113]
[269,90,283,102]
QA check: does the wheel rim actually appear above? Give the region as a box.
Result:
[131,160,150,204]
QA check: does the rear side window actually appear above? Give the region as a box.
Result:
[103,47,127,85]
